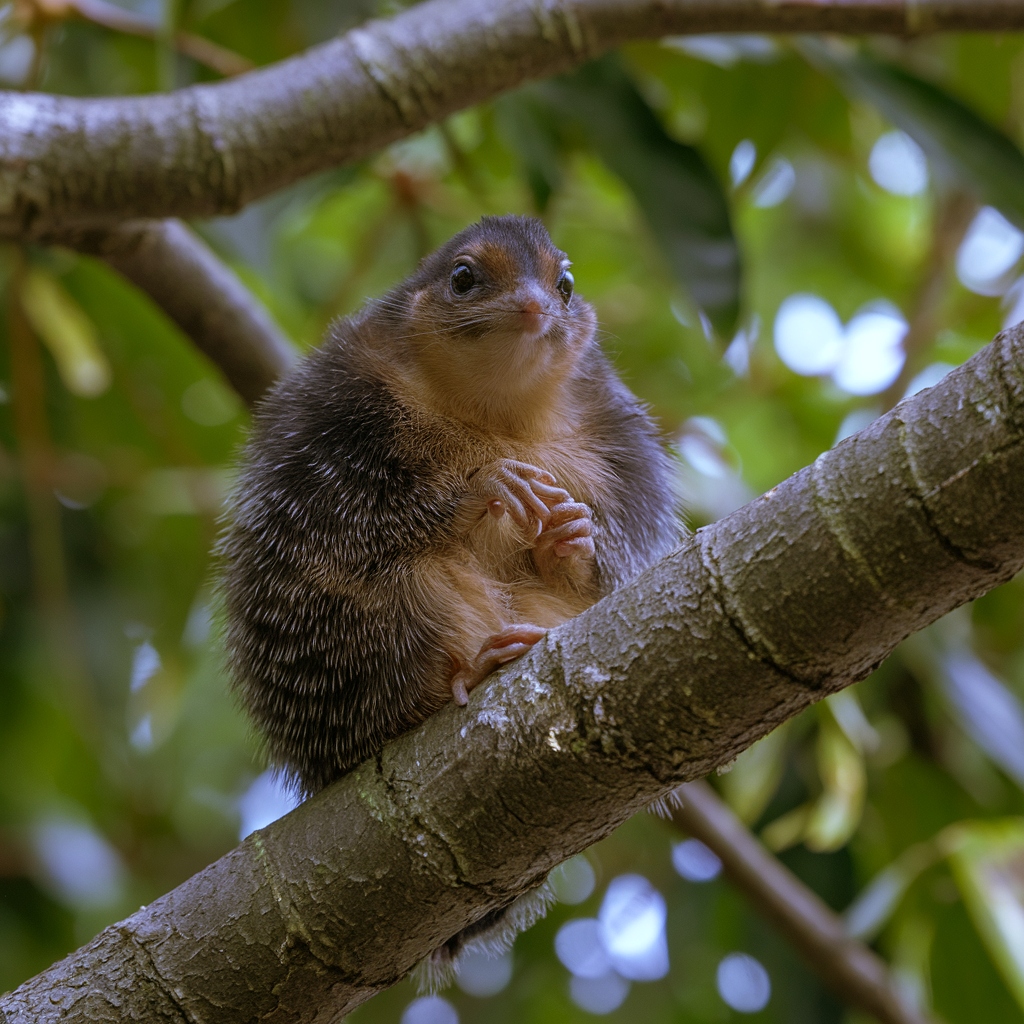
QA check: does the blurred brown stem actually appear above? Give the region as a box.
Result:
[8,250,67,614]
[671,781,932,1024]
[7,249,97,735]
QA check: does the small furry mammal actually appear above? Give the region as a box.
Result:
[222,213,680,797]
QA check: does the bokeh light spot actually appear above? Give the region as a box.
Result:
[455,949,513,997]
[717,952,771,1013]
[238,769,302,840]
[903,362,955,399]
[957,207,1024,295]
[131,641,161,693]
[672,838,722,882]
[0,35,34,85]
[832,305,907,396]
[730,139,757,188]
[555,918,611,978]
[549,855,596,905]
[33,817,125,909]
[869,131,928,196]
[834,408,879,446]
[751,157,795,208]
[774,294,844,375]
[569,972,631,1014]
[598,874,669,980]
[401,995,458,1024]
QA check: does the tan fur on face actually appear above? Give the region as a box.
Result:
[388,237,594,437]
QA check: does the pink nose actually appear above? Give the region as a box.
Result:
[520,299,544,333]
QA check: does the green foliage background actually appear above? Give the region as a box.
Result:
[2,2,1024,1022]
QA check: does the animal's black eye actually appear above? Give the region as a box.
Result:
[557,270,574,305]
[451,264,475,295]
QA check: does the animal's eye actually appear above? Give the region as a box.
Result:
[451,264,475,295]
[557,270,574,305]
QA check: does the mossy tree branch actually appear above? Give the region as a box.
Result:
[3,323,1022,1023]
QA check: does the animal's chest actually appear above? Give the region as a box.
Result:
[518,438,612,509]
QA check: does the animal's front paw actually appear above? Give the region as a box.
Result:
[532,501,596,584]
[466,459,568,536]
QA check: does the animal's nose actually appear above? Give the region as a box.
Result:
[519,296,546,334]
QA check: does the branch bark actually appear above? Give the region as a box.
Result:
[63,220,297,405]
[4,0,1024,239]
[3,321,1022,1022]
[671,781,928,1024]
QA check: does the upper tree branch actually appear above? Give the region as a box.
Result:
[4,0,1024,239]
[3,322,1023,1023]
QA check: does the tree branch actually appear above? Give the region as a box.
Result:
[671,781,928,1024]
[3,0,1024,239]
[63,219,297,405]
[3,321,1022,1022]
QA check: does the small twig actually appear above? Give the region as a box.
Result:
[15,0,254,78]
[61,220,297,407]
[671,781,932,1024]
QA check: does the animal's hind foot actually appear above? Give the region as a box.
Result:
[450,623,548,705]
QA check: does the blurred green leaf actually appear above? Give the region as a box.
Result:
[719,722,789,825]
[805,716,866,852]
[493,94,564,213]
[762,803,812,853]
[844,839,941,941]
[826,689,880,756]
[804,41,1024,230]
[20,268,111,399]
[762,715,867,854]
[540,56,740,336]
[946,819,1024,1012]
[891,911,935,1016]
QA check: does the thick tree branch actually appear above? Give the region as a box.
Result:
[3,322,1022,1022]
[3,0,1024,238]
[64,220,297,405]
[671,781,928,1024]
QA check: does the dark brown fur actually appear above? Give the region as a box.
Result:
[221,216,681,798]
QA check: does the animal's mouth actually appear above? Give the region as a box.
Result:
[515,300,550,338]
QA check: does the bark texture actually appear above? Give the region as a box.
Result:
[4,0,1024,239]
[2,321,1022,1022]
